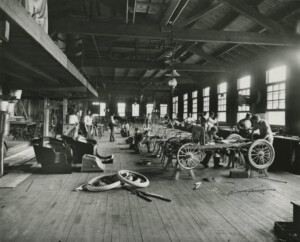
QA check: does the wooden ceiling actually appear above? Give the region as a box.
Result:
[33,0,300,100]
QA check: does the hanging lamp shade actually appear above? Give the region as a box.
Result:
[168,78,177,89]
[165,70,180,77]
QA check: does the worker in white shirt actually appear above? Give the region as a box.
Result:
[84,110,93,138]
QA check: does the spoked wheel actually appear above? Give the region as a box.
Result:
[117,170,150,188]
[177,143,203,170]
[248,139,275,170]
[226,134,243,141]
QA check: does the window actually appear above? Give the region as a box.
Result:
[203,87,210,112]
[183,93,188,119]
[99,102,106,117]
[146,103,153,115]
[92,102,106,116]
[266,65,286,125]
[237,75,251,120]
[218,82,227,122]
[132,103,139,117]
[172,96,178,119]
[192,91,198,120]
[117,103,126,117]
[160,104,168,118]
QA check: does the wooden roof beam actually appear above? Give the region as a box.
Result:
[221,0,285,33]
[178,1,223,28]
[81,59,227,72]
[161,0,181,26]
[0,0,98,97]
[52,20,300,46]
[188,46,228,66]
[0,48,60,85]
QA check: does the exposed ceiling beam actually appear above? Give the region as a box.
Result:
[0,48,60,85]
[97,76,194,84]
[222,0,285,33]
[52,20,300,46]
[136,1,166,8]
[178,1,223,28]
[35,86,88,92]
[171,0,191,25]
[0,0,98,97]
[81,59,227,72]
[189,46,227,65]
[160,0,181,26]
[197,1,300,65]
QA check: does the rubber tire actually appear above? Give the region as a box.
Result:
[117,170,150,188]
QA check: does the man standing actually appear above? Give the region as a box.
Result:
[84,110,93,138]
[251,114,273,144]
[144,113,151,129]
[109,112,116,142]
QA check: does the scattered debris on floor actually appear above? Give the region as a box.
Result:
[227,185,276,196]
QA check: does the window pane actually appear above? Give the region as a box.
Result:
[146,104,153,115]
[117,103,126,117]
[218,112,226,122]
[203,87,210,96]
[132,104,140,117]
[192,91,198,98]
[99,103,106,116]
[238,75,251,89]
[266,111,285,125]
[267,65,286,83]
[160,104,167,118]
[218,82,227,93]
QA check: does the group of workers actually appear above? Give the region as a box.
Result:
[189,111,273,168]
[237,112,273,144]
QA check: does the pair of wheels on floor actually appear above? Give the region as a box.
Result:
[77,170,150,192]
[177,134,275,170]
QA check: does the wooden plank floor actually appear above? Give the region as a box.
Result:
[0,130,299,242]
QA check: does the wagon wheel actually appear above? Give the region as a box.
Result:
[247,139,275,170]
[117,170,150,188]
[226,134,243,141]
[177,143,203,170]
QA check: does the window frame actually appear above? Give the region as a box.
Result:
[217,82,227,122]
[160,104,168,118]
[183,93,188,119]
[132,103,140,117]
[266,65,286,126]
[192,90,198,120]
[203,87,210,112]
[237,75,251,113]
[117,102,126,117]
[172,96,178,119]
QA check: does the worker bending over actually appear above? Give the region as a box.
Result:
[251,114,273,144]
[200,126,224,169]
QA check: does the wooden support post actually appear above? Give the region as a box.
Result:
[63,98,68,124]
[43,98,49,137]
[0,134,4,178]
